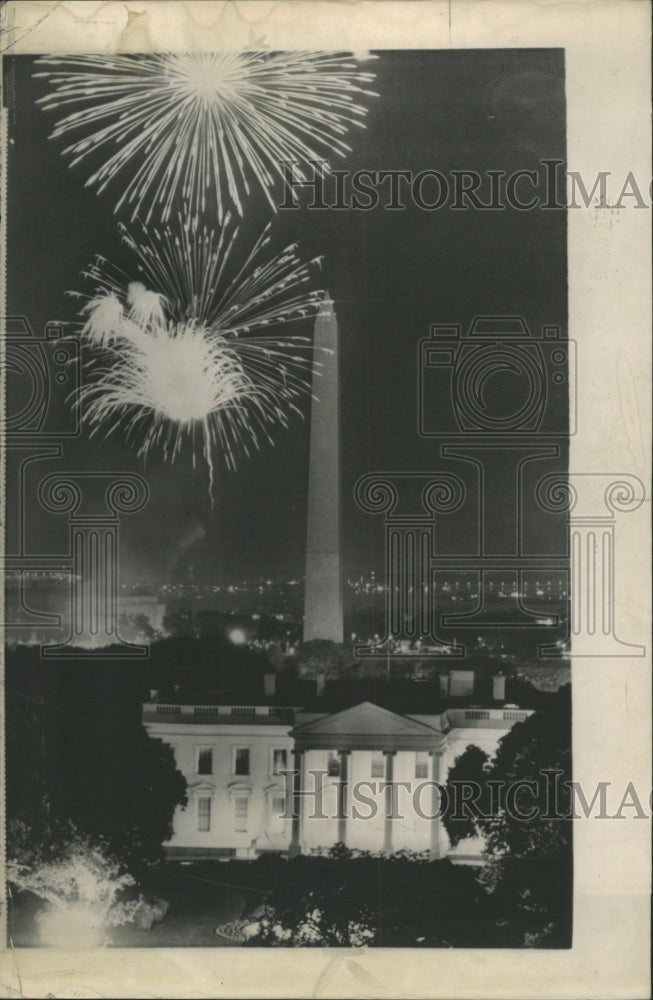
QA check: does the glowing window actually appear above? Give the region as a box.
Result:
[197,796,211,832]
[234,796,249,833]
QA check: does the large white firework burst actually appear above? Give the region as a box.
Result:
[73,216,326,492]
[35,51,378,222]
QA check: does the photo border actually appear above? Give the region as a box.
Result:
[1,2,650,997]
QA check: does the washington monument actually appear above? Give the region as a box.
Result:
[303,295,344,643]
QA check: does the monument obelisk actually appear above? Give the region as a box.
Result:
[303,295,343,643]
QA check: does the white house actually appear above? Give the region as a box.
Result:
[143,688,532,863]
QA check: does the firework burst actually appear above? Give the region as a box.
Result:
[73,217,326,492]
[35,51,378,222]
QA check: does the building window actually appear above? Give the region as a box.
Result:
[234,796,249,833]
[415,752,429,779]
[271,748,288,775]
[196,747,213,775]
[371,753,385,778]
[327,751,340,777]
[233,747,250,776]
[197,796,211,832]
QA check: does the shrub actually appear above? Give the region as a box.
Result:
[7,830,145,948]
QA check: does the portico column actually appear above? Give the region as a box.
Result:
[429,748,445,860]
[383,751,396,855]
[289,748,305,858]
[337,750,350,845]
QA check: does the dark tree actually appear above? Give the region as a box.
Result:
[443,743,491,847]
[297,640,349,677]
[444,685,572,946]
[4,650,58,848]
[5,650,188,866]
[118,612,156,642]
[161,606,195,637]
[483,685,571,858]
[194,610,224,637]
[242,847,496,947]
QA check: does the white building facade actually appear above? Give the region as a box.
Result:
[143,700,532,863]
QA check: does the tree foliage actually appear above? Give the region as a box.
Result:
[442,744,491,847]
[239,847,497,947]
[444,686,571,856]
[5,650,187,865]
[443,686,572,946]
[297,640,349,677]
[7,827,142,947]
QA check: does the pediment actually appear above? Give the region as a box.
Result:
[226,780,254,796]
[188,780,216,795]
[292,701,445,751]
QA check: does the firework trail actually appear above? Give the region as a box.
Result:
[35,51,378,222]
[73,216,326,494]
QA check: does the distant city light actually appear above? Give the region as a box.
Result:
[229,628,247,645]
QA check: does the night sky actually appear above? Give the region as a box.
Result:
[4,50,566,588]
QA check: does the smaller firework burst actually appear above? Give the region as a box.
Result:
[73,217,326,492]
